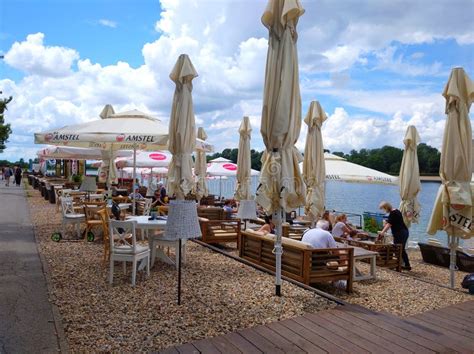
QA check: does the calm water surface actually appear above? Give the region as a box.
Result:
[207,177,472,247]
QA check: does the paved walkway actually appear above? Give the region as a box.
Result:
[0,182,60,353]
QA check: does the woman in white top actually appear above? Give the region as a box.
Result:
[332,214,356,238]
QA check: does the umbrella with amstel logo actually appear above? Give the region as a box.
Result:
[427,67,474,288]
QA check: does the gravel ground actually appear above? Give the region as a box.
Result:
[27,190,334,352]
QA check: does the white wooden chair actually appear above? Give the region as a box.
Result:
[143,198,152,216]
[60,196,85,239]
[109,220,150,286]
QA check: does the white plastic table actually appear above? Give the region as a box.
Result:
[125,216,183,267]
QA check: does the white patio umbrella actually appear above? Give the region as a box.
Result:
[235,116,253,201]
[399,125,421,228]
[303,101,327,222]
[427,67,474,288]
[194,127,208,201]
[37,146,134,160]
[299,153,397,184]
[165,54,202,305]
[35,105,169,213]
[207,157,259,199]
[256,0,306,296]
[115,150,172,168]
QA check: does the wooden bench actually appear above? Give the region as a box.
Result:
[336,237,402,272]
[282,223,307,240]
[239,230,353,292]
[197,206,229,220]
[199,218,241,247]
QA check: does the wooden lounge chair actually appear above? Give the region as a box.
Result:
[197,206,227,220]
[199,217,241,247]
[419,242,474,272]
[240,230,353,292]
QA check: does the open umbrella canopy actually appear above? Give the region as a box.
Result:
[115,150,172,168]
[256,0,306,214]
[299,153,397,184]
[235,116,253,200]
[167,54,198,198]
[207,157,259,177]
[35,105,169,151]
[37,145,133,160]
[303,101,327,220]
[194,127,209,200]
[399,125,421,228]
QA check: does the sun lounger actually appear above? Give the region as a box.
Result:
[240,229,353,292]
[418,242,474,272]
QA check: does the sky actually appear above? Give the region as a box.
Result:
[1,0,473,161]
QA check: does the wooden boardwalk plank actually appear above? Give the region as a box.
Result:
[387,315,474,353]
[417,311,474,335]
[266,321,326,354]
[304,312,392,354]
[209,335,242,354]
[238,328,285,354]
[176,343,200,354]
[317,310,412,354]
[344,308,443,353]
[192,338,221,354]
[160,346,180,354]
[292,314,369,353]
[427,305,474,323]
[280,318,349,354]
[253,325,306,353]
[332,308,435,354]
[224,332,262,354]
[407,316,474,344]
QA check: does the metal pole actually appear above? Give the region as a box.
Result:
[219,176,222,200]
[178,238,182,305]
[132,146,137,215]
[448,233,458,289]
[273,208,283,296]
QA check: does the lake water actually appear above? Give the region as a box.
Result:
[207,177,473,248]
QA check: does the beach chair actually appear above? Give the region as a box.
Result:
[108,220,150,287]
[51,196,85,241]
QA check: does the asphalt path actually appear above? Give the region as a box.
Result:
[0,180,60,353]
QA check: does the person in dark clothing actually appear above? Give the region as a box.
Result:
[14,166,22,186]
[378,201,411,270]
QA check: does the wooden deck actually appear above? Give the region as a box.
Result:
[162,301,474,353]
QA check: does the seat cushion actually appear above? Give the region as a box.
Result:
[114,244,149,254]
[65,214,85,219]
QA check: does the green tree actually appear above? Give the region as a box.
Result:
[0,96,13,153]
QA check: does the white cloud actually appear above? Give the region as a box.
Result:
[4,33,79,77]
[98,19,117,28]
[2,0,473,161]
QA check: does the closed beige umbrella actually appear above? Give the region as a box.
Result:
[256,0,305,296]
[235,116,253,201]
[303,101,327,222]
[399,125,421,228]
[194,127,208,201]
[167,54,198,199]
[427,67,474,288]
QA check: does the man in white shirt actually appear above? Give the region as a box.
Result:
[301,220,337,249]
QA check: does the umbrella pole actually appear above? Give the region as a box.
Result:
[178,238,182,305]
[273,208,283,297]
[219,176,222,200]
[132,147,137,215]
[447,233,459,289]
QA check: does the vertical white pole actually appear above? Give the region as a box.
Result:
[132,146,137,215]
[448,233,458,289]
[273,208,283,296]
[219,176,222,200]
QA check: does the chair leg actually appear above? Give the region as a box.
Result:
[109,257,114,285]
[132,259,137,286]
[151,241,156,266]
[123,261,126,275]
[146,255,150,277]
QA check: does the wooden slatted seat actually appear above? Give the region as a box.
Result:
[240,230,353,292]
[336,237,402,271]
[282,223,307,240]
[199,218,241,247]
[197,206,228,220]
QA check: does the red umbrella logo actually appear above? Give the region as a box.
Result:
[45,133,53,142]
[116,134,125,142]
[223,163,237,171]
[149,153,167,161]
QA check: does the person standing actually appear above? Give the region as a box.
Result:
[14,166,22,186]
[4,166,12,186]
[378,201,411,270]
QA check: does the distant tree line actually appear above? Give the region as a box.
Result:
[332,143,441,175]
[208,143,441,175]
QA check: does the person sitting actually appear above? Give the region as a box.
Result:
[128,186,144,201]
[257,214,275,234]
[322,210,335,231]
[223,200,237,218]
[151,182,168,207]
[301,220,337,249]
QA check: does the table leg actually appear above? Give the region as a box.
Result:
[371,255,377,280]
